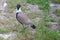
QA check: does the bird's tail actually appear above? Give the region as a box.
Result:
[31,24,36,29]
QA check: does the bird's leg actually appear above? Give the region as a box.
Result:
[22,25,28,32]
[23,25,25,31]
[21,24,25,32]
[23,25,29,30]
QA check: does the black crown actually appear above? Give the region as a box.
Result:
[16,4,21,10]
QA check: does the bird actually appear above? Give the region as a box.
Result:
[16,4,36,30]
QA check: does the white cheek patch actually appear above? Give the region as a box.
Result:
[16,8,22,13]
[16,10,20,12]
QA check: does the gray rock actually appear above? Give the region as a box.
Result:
[48,22,59,29]
[33,17,40,22]
[0,32,15,40]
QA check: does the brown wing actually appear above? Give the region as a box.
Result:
[16,12,32,25]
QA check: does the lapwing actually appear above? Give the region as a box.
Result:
[16,4,36,30]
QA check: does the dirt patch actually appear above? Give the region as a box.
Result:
[26,3,43,12]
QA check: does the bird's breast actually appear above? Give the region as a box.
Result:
[16,13,32,25]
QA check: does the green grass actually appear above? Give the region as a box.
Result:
[0,37,4,40]
[0,11,60,40]
[0,0,60,40]
[7,0,19,9]
[51,0,60,4]
[27,12,41,19]
[33,17,60,40]
[0,27,12,33]
[34,28,59,40]
[4,10,59,40]
[7,0,26,9]
[54,9,60,16]
[57,18,60,24]
[26,0,50,10]
[7,0,50,10]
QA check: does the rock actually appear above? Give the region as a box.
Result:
[50,3,60,9]
[33,17,40,22]
[0,32,15,40]
[49,3,60,14]
[26,3,43,12]
[3,2,7,8]
[0,0,7,10]
[49,3,60,19]
[48,22,59,29]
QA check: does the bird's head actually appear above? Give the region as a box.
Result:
[16,4,22,12]
[16,4,21,10]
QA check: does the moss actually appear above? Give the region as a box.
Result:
[54,9,60,16]
[51,0,60,4]
[0,27,12,33]
[57,18,60,24]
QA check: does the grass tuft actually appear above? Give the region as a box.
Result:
[26,0,50,10]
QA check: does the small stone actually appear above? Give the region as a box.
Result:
[33,17,40,22]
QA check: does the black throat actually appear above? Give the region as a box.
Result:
[16,12,19,18]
